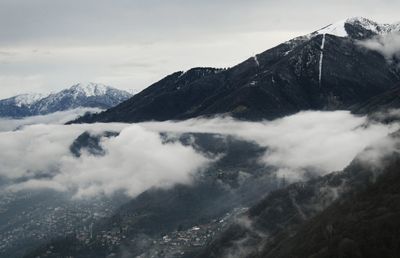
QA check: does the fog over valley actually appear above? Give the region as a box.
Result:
[1,111,398,197]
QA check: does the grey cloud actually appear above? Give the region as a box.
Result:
[0,51,15,56]
[110,61,155,69]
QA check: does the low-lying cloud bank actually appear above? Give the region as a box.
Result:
[1,123,209,198]
[0,108,102,132]
[0,110,398,198]
[140,111,399,181]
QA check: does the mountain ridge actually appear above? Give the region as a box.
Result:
[0,83,132,118]
[72,17,400,124]
[312,17,400,39]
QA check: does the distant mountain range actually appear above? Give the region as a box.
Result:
[0,83,132,118]
[72,17,400,124]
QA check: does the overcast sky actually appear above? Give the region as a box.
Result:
[0,0,399,98]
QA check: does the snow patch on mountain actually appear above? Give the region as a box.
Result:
[388,22,400,32]
[318,34,326,86]
[317,20,348,37]
[14,93,46,107]
[253,55,260,67]
[70,82,109,97]
[314,17,400,38]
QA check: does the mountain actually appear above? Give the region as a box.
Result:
[198,131,400,258]
[256,157,400,258]
[313,16,400,39]
[72,17,400,124]
[351,86,400,115]
[0,93,45,118]
[0,83,132,118]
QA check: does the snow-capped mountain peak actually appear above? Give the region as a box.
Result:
[313,17,400,38]
[0,83,133,118]
[346,16,380,29]
[70,82,110,97]
[13,93,46,107]
[316,18,350,37]
[388,21,400,32]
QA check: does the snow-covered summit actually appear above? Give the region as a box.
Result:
[70,82,111,97]
[280,17,400,55]
[313,17,400,38]
[316,18,350,37]
[13,93,46,107]
[0,83,133,118]
[388,21,400,32]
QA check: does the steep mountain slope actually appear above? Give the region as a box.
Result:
[352,86,400,115]
[257,157,400,258]
[72,17,400,124]
[197,133,400,258]
[0,83,132,118]
[0,93,44,118]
